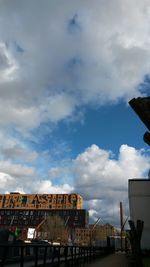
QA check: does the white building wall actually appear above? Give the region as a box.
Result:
[128,179,150,249]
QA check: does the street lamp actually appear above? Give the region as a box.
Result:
[129,97,150,145]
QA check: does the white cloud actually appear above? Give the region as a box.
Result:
[48,165,71,180]
[0,141,149,226]
[0,161,36,177]
[88,209,99,223]
[42,94,76,122]
[72,144,150,225]
[0,131,38,163]
[0,1,149,131]
[34,180,73,194]
[0,172,14,191]
[1,145,38,161]
[0,171,73,195]
[0,42,18,82]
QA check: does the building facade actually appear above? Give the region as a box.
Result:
[128,179,150,249]
[74,224,117,246]
[0,193,83,210]
[0,193,88,241]
[74,227,91,246]
[0,208,88,228]
[90,223,117,246]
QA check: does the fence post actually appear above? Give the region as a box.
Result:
[64,246,68,265]
[57,246,60,267]
[34,246,38,267]
[43,245,47,266]
[20,245,24,267]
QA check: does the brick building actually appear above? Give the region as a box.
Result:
[91,223,117,246]
[0,192,83,210]
[74,227,91,246]
[0,193,88,240]
[74,224,117,246]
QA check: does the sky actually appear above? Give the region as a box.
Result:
[0,0,150,227]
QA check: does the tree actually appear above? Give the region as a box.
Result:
[39,215,68,244]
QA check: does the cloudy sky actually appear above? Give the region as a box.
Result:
[0,0,150,227]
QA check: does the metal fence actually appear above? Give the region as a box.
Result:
[0,242,112,267]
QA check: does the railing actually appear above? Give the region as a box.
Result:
[0,242,112,267]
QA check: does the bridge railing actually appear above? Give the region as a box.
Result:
[0,242,112,267]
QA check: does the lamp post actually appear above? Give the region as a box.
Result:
[129,97,150,145]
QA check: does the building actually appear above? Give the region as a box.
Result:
[128,179,150,249]
[0,193,88,240]
[74,227,91,246]
[0,193,83,210]
[90,223,117,246]
[93,223,116,240]
[74,223,117,247]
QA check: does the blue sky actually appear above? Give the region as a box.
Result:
[50,102,147,155]
[0,0,150,227]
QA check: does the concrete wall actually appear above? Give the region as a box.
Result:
[128,179,150,249]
